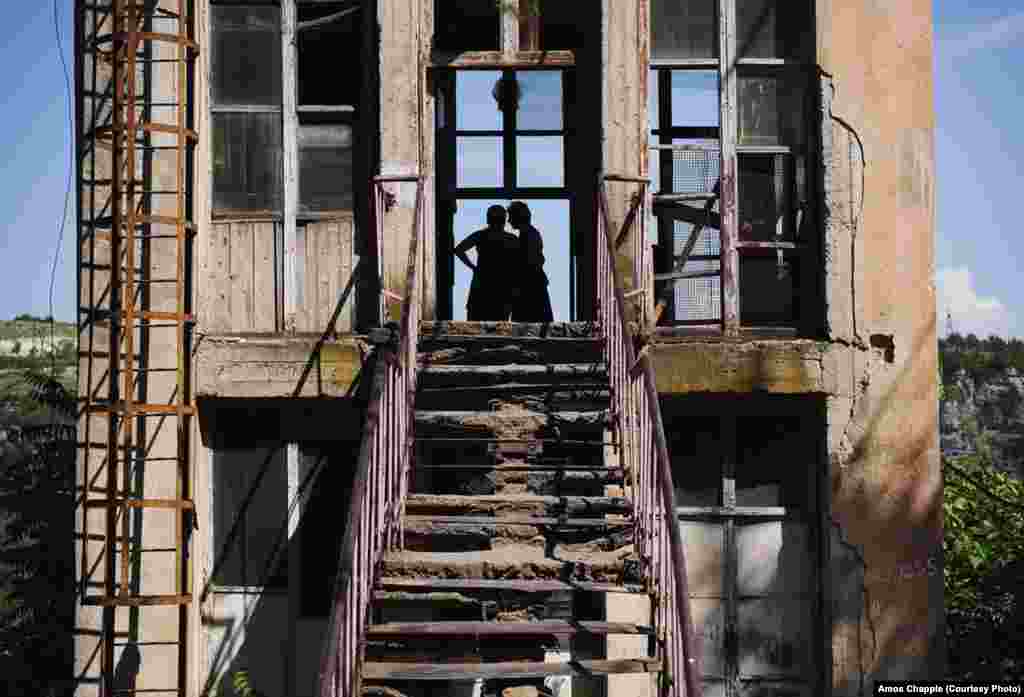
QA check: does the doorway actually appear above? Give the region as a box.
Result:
[435,69,576,320]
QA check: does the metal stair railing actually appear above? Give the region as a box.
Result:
[318,174,426,697]
[597,172,703,697]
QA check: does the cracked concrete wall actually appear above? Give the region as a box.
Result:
[818,0,942,691]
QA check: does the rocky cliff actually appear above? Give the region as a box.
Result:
[941,366,1024,477]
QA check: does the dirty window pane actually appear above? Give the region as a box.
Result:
[735,416,808,504]
[213,112,283,213]
[297,3,360,106]
[298,123,354,212]
[738,154,793,242]
[457,137,503,188]
[737,0,813,60]
[516,71,562,131]
[736,598,812,677]
[457,71,503,131]
[738,72,806,148]
[739,253,798,327]
[689,598,726,678]
[736,521,812,595]
[516,136,564,187]
[212,6,281,106]
[671,71,719,128]
[435,0,499,51]
[679,521,724,596]
[651,0,718,60]
[213,447,288,588]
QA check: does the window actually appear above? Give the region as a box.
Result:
[211,5,283,214]
[447,69,567,195]
[212,447,288,588]
[667,399,823,697]
[650,0,815,334]
[296,2,358,217]
[210,1,359,217]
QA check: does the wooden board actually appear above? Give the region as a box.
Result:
[362,658,658,681]
[366,620,653,637]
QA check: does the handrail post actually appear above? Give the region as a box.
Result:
[596,172,702,697]
[318,175,425,697]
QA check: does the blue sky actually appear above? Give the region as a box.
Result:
[2,2,1022,337]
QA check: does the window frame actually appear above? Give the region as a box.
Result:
[210,3,285,219]
[667,397,826,697]
[649,0,818,337]
[209,1,359,222]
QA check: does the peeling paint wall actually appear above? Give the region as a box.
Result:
[818,0,942,690]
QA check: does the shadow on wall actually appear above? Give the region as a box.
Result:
[200,441,358,697]
[829,312,943,693]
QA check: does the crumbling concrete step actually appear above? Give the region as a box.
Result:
[406,515,630,528]
[418,364,606,389]
[420,321,600,339]
[415,383,610,411]
[404,494,632,517]
[372,587,573,624]
[418,335,604,365]
[382,546,636,584]
[402,516,633,551]
[366,620,653,638]
[362,658,658,682]
[413,410,612,436]
[410,464,622,497]
[376,577,647,595]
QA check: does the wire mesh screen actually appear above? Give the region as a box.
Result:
[672,145,720,195]
[672,224,721,322]
[654,144,722,323]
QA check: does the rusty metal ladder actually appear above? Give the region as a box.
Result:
[77,2,199,695]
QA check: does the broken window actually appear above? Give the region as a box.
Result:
[650,0,816,334]
[668,398,822,696]
[211,5,283,215]
[211,1,359,218]
[296,2,359,217]
[212,447,288,588]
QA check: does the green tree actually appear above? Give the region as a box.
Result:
[945,449,1024,679]
[0,372,77,696]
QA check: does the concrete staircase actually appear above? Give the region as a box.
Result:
[361,322,659,697]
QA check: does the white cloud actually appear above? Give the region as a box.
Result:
[936,267,1012,338]
[938,11,1024,60]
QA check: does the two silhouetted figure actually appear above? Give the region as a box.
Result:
[455,202,554,322]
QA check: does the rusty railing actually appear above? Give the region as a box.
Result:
[597,173,703,697]
[318,174,426,697]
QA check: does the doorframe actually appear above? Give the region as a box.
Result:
[433,67,579,320]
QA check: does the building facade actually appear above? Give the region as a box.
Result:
[75,1,942,695]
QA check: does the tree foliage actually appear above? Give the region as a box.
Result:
[0,372,76,696]
[944,451,1024,679]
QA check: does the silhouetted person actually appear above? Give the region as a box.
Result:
[455,205,519,320]
[508,201,554,322]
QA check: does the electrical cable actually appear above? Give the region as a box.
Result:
[50,0,74,379]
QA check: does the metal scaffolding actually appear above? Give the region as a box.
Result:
[77,1,197,694]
